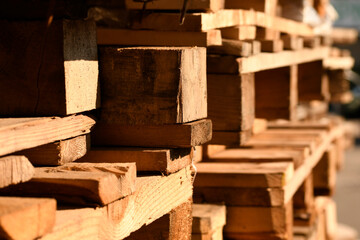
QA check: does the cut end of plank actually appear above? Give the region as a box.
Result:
[0,155,34,189]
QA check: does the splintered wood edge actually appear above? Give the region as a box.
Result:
[0,155,34,188]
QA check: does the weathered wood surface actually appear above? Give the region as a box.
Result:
[0,163,136,206]
[0,115,95,157]
[0,155,34,188]
[92,119,212,148]
[0,197,56,240]
[0,19,99,116]
[16,135,89,166]
[99,47,207,125]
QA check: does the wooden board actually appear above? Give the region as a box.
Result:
[324,57,355,70]
[194,162,294,188]
[298,61,328,102]
[99,47,207,125]
[255,65,298,120]
[192,204,226,234]
[206,148,304,168]
[79,147,193,175]
[0,115,95,157]
[91,119,212,148]
[221,26,257,40]
[208,39,253,57]
[260,39,284,52]
[0,155,34,188]
[0,197,56,240]
[207,47,329,74]
[256,27,280,40]
[16,135,89,166]
[267,119,334,131]
[0,163,136,206]
[97,28,222,47]
[281,35,304,51]
[331,28,358,45]
[125,0,225,11]
[0,19,99,116]
[125,199,193,240]
[210,129,252,146]
[225,0,278,16]
[207,73,254,131]
[40,167,193,239]
[224,201,293,238]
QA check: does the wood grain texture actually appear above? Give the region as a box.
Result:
[207,73,254,131]
[0,115,95,157]
[0,163,136,206]
[194,162,294,188]
[97,28,222,47]
[208,39,253,57]
[79,147,193,175]
[0,155,34,188]
[125,0,224,11]
[16,135,89,166]
[92,119,212,148]
[0,197,56,240]
[41,167,193,239]
[99,47,207,125]
[210,129,252,146]
[221,26,256,40]
[255,65,298,120]
[0,19,99,116]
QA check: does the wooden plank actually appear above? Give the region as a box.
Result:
[268,119,334,131]
[92,119,212,148]
[256,27,281,40]
[298,61,329,102]
[125,199,192,240]
[125,0,225,11]
[324,57,355,70]
[207,47,329,74]
[206,148,304,168]
[0,197,56,240]
[99,47,207,125]
[0,115,95,157]
[255,65,298,120]
[40,167,193,240]
[260,39,284,52]
[245,138,316,154]
[0,155,34,188]
[194,162,294,188]
[210,129,252,146]
[331,28,358,45]
[208,39,253,57]
[192,204,226,234]
[0,163,136,206]
[16,135,89,166]
[281,35,304,50]
[97,28,222,47]
[221,26,257,40]
[313,145,337,195]
[224,201,293,238]
[79,147,193,175]
[225,0,278,16]
[0,19,99,116]
[208,73,254,132]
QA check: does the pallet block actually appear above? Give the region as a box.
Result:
[0,156,34,188]
[298,61,329,102]
[0,197,56,240]
[79,147,193,175]
[91,119,212,148]
[0,115,95,157]
[255,65,298,120]
[125,199,193,240]
[125,0,225,11]
[208,39,253,57]
[97,28,222,47]
[208,73,254,132]
[256,27,281,40]
[16,135,89,166]
[0,163,136,206]
[303,37,321,49]
[0,19,99,116]
[221,26,257,40]
[281,35,304,51]
[252,118,268,134]
[99,47,207,125]
[192,204,226,240]
[260,39,284,52]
